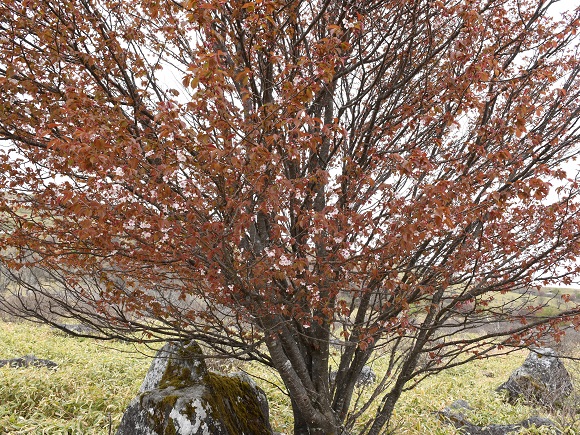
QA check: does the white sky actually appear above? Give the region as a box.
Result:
[553,0,578,14]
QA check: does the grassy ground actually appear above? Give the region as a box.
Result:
[0,321,151,434]
[248,351,578,434]
[0,321,578,434]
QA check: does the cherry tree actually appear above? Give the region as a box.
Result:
[1,0,580,433]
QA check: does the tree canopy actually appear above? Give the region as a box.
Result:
[1,0,580,433]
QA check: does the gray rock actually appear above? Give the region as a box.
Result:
[496,348,573,407]
[138,341,207,393]
[116,341,273,435]
[438,400,560,435]
[358,365,377,386]
[439,399,474,429]
[438,401,473,429]
[0,354,57,369]
[227,371,271,423]
[330,365,377,388]
[521,416,561,430]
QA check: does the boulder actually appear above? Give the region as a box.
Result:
[438,399,473,429]
[358,365,377,386]
[438,400,561,435]
[496,348,573,407]
[330,365,377,388]
[0,354,57,369]
[116,341,273,435]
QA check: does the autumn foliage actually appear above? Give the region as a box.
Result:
[1,0,580,433]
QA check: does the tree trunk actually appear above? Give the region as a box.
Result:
[291,396,312,435]
[264,322,339,435]
[366,390,399,435]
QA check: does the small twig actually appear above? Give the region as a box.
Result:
[238,366,290,397]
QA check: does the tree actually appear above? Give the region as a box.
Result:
[1,0,580,433]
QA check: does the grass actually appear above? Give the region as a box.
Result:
[0,320,578,434]
[247,350,577,434]
[0,321,151,434]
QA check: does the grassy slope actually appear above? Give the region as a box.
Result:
[0,321,577,434]
[0,322,151,434]
[250,351,574,434]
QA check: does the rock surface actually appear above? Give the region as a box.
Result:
[116,341,273,435]
[438,400,561,435]
[358,365,377,386]
[496,348,572,407]
[330,365,377,388]
[0,354,57,369]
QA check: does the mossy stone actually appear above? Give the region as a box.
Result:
[158,341,208,389]
[117,340,273,434]
[202,372,272,435]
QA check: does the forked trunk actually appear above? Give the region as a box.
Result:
[291,396,311,435]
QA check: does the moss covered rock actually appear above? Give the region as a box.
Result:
[116,341,273,435]
[496,347,573,408]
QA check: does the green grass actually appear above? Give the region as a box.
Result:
[246,350,576,434]
[0,321,151,434]
[0,321,578,434]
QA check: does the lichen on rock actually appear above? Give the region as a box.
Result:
[496,347,573,408]
[116,340,273,435]
[140,341,207,392]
